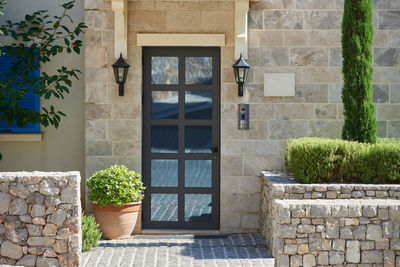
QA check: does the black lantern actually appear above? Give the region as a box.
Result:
[112,53,130,96]
[232,53,250,97]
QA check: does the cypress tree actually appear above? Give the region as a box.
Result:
[341,0,377,143]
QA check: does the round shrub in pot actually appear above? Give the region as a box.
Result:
[87,165,145,239]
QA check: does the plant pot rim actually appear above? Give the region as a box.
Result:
[92,201,141,213]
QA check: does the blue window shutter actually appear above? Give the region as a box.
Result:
[0,50,40,133]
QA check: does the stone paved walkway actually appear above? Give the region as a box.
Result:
[82,234,274,267]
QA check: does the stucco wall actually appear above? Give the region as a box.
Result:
[0,1,85,180]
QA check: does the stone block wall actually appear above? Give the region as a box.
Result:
[85,0,400,232]
[261,172,400,266]
[0,172,81,266]
[85,0,260,232]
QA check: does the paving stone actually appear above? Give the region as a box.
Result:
[82,234,274,267]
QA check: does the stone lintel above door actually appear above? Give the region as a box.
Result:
[136,34,226,47]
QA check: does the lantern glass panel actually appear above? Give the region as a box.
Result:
[118,67,125,82]
[123,67,129,82]
[233,68,240,83]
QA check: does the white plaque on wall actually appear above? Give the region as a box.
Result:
[264,73,295,97]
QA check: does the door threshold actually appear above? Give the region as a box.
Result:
[140,229,221,235]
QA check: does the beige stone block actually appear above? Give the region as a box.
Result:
[221,176,238,194]
[244,120,268,139]
[221,47,235,67]
[246,84,283,104]
[250,0,295,9]
[85,120,107,140]
[284,31,307,46]
[290,47,329,66]
[238,177,260,194]
[85,83,108,104]
[108,82,141,103]
[284,84,329,104]
[248,30,259,47]
[221,156,243,176]
[373,31,388,46]
[221,194,247,213]
[117,157,141,172]
[251,104,275,119]
[84,30,102,47]
[85,10,113,30]
[279,140,287,156]
[221,83,240,104]
[221,104,238,119]
[127,1,155,10]
[129,11,167,31]
[308,120,343,138]
[167,11,201,32]
[85,104,111,120]
[222,140,279,156]
[377,105,400,120]
[275,104,315,120]
[85,68,110,83]
[315,104,337,119]
[308,30,341,46]
[201,11,234,32]
[221,120,244,140]
[225,32,235,48]
[222,67,235,84]
[113,141,141,156]
[85,156,119,178]
[107,120,141,140]
[220,213,241,229]
[242,214,259,230]
[374,68,400,83]
[304,11,342,30]
[259,31,284,46]
[243,157,284,175]
[111,104,141,119]
[85,0,111,10]
[86,141,112,156]
[102,31,114,46]
[302,67,342,83]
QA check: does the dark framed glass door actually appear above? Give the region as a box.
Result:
[142,47,220,229]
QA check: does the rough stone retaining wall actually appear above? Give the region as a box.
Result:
[0,172,81,266]
[261,171,400,266]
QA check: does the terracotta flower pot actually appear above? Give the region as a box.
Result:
[93,202,140,239]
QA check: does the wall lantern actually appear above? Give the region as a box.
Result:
[112,53,130,96]
[232,53,250,97]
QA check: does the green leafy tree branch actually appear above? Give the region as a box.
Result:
[0,0,86,160]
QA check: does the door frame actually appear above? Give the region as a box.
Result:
[141,47,221,229]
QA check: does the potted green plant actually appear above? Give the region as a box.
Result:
[87,165,145,239]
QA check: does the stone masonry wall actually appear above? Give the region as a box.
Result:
[247,0,400,167]
[85,0,260,232]
[0,172,81,267]
[261,172,400,266]
[85,0,400,233]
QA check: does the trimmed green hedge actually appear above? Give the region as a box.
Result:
[285,138,400,184]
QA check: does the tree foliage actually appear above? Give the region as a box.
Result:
[341,0,377,143]
[0,0,86,129]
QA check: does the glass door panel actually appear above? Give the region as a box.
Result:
[143,47,220,229]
